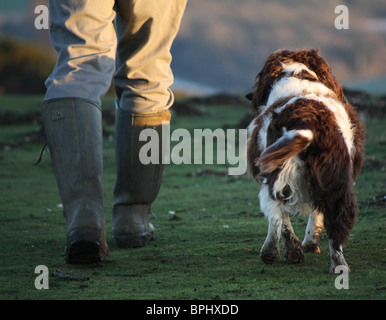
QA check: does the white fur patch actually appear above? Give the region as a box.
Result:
[259,184,280,220]
[281,61,318,80]
[261,74,353,155]
[273,156,310,211]
[296,129,314,141]
[303,94,354,155]
[302,211,324,248]
[273,157,303,203]
[258,114,272,150]
[266,77,335,107]
[260,156,312,217]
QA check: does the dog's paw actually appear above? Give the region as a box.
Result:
[302,242,321,254]
[284,245,304,264]
[260,244,280,265]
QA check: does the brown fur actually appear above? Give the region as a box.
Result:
[251,49,344,112]
[256,131,312,174]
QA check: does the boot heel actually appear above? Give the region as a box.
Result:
[114,231,154,249]
[65,228,101,264]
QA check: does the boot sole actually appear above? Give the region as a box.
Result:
[114,232,154,249]
[65,228,102,264]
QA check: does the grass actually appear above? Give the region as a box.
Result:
[0,94,385,300]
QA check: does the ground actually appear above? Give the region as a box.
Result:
[0,93,385,300]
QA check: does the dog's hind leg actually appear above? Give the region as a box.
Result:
[260,214,281,264]
[323,188,357,273]
[281,213,304,264]
[302,210,324,254]
[259,186,281,264]
[328,240,350,273]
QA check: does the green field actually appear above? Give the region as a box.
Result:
[0,94,385,300]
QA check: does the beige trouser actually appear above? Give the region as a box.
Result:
[44,0,187,114]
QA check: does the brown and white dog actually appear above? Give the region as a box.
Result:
[246,49,365,273]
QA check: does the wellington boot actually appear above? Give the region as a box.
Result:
[113,106,171,248]
[42,98,109,263]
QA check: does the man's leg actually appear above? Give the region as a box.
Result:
[45,0,116,106]
[43,0,116,263]
[112,0,187,248]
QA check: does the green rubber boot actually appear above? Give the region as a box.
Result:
[42,98,109,263]
[112,106,171,248]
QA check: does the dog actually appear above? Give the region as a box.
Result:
[246,49,365,273]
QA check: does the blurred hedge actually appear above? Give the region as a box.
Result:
[0,37,55,94]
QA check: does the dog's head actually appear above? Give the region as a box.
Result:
[247,49,344,112]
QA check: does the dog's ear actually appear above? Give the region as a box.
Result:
[251,52,286,110]
[245,92,253,101]
[304,49,344,101]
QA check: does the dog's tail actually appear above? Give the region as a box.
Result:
[256,129,313,175]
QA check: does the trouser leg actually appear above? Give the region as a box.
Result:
[111,0,187,248]
[113,0,188,113]
[45,0,116,107]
